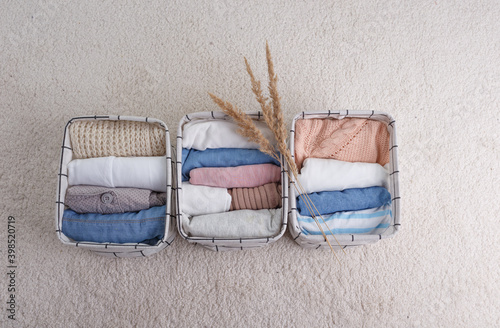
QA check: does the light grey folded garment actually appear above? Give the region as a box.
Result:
[181,208,281,238]
[65,185,166,214]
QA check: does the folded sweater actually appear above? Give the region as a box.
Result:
[294,118,390,169]
[229,183,282,211]
[70,120,166,159]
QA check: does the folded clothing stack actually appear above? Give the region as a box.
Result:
[181,119,282,239]
[62,120,167,245]
[294,118,392,236]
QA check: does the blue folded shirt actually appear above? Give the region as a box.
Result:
[181,148,280,181]
[296,186,391,216]
[62,205,166,245]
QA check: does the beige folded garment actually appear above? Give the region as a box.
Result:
[228,183,281,211]
[70,120,166,159]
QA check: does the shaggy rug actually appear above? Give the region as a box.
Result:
[1,1,498,327]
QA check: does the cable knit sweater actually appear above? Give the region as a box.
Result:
[294,118,390,170]
[69,120,166,159]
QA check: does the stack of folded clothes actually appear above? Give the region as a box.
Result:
[180,119,282,238]
[61,120,167,245]
[294,118,392,235]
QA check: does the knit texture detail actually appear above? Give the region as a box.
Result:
[228,183,282,211]
[69,120,166,159]
[294,118,390,170]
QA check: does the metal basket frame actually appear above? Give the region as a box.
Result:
[288,110,400,249]
[55,115,176,258]
[175,111,289,251]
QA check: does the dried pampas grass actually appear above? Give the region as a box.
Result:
[208,92,279,162]
[209,43,344,260]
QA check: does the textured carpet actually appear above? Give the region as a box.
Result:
[1,1,499,327]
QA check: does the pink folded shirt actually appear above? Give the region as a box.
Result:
[189,163,281,188]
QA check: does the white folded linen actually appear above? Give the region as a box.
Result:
[297,158,388,194]
[68,156,167,192]
[182,208,281,238]
[182,182,231,216]
[182,119,276,150]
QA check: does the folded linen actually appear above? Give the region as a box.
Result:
[189,163,281,188]
[183,119,276,150]
[182,182,232,216]
[62,205,166,244]
[68,156,167,192]
[228,183,282,211]
[297,204,392,235]
[181,148,280,181]
[294,118,390,169]
[70,120,166,159]
[65,185,166,214]
[297,158,388,194]
[296,186,391,216]
[182,208,281,238]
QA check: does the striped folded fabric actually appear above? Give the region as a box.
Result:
[297,204,392,235]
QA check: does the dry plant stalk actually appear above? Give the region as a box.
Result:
[209,43,345,260]
[208,93,279,162]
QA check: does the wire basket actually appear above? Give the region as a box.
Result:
[288,110,400,249]
[175,111,288,251]
[55,115,176,258]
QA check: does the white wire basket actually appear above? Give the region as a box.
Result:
[288,110,400,249]
[175,111,289,251]
[55,115,176,258]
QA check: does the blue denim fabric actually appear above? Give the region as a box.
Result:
[62,205,166,245]
[182,148,280,181]
[296,186,391,216]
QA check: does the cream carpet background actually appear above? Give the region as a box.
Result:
[1,1,499,327]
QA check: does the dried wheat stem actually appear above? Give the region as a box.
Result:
[265,42,298,175]
[208,93,280,162]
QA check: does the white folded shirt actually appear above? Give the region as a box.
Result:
[67,156,167,192]
[182,182,231,216]
[297,158,389,194]
[182,208,281,238]
[182,119,276,150]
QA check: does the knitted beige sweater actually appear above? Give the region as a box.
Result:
[228,183,282,211]
[69,120,166,159]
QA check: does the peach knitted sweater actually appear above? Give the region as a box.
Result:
[294,118,390,170]
[69,120,166,159]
